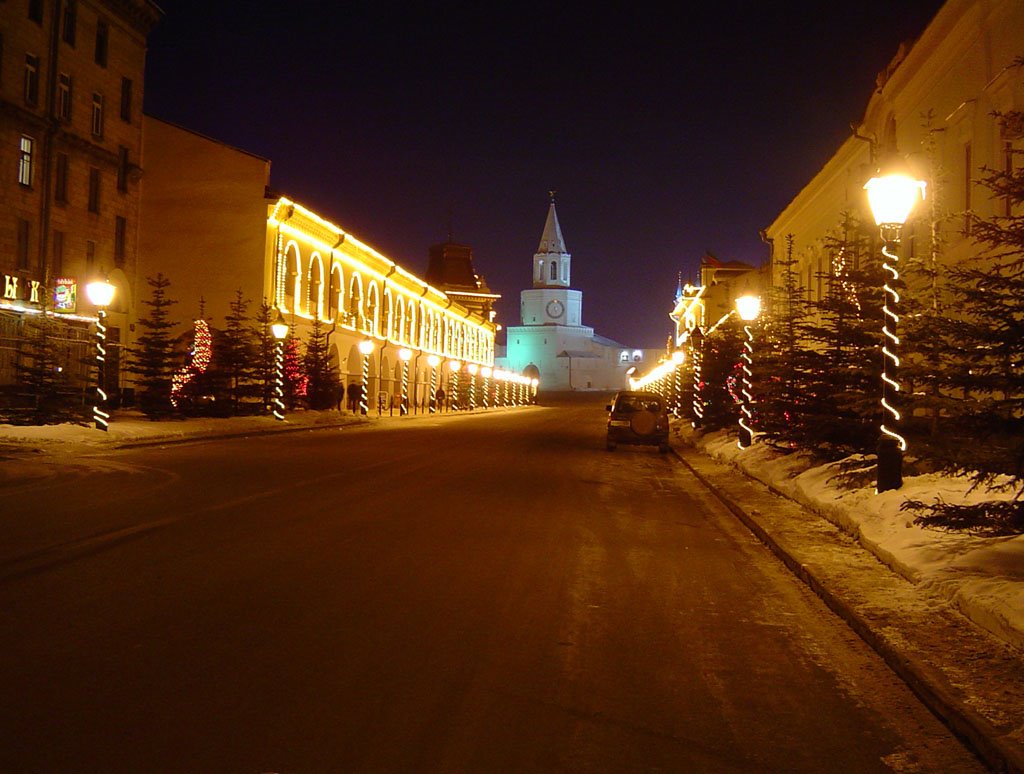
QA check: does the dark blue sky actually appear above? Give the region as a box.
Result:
[145,1,945,348]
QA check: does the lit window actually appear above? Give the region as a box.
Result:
[91,93,104,138]
[58,73,72,121]
[18,135,34,186]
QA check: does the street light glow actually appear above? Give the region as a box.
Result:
[864,172,926,226]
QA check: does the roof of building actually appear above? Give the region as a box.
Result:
[537,199,568,255]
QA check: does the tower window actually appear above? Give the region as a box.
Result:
[550,261,558,281]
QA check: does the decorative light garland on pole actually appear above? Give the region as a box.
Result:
[671,350,685,417]
[467,363,478,410]
[864,163,926,493]
[271,310,289,420]
[85,279,116,431]
[399,347,412,416]
[481,366,492,409]
[428,354,440,413]
[735,295,761,449]
[448,360,461,411]
[358,338,374,416]
[690,328,704,428]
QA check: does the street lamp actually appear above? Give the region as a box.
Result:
[85,278,116,431]
[399,347,412,416]
[358,338,374,416]
[448,359,461,411]
[864,160,926,492]
[467,363,478,410]
[270,309,289,421]
[735,294,761,449]
[427,354,440,413]
[481,366,492,409]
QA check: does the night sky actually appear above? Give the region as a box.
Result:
[144,1,945,348]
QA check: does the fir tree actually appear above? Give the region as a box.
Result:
[129,273,180,419]
[282,332,306,409]
[251,301,278,413]
[303,316,341,410]
[757,234,815,450]
[14,314,80,424]
[906,108,1024,535]
[215,290,255,414]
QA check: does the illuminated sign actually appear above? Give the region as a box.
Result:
[53,277,78,313]
[2,273,43,306]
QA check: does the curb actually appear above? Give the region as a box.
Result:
[673,444,1024,774]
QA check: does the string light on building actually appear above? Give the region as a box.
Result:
[735,294,761,449]
[358,338,374,416]
[171,319,212,409]
[399,347,412,416]
[270,310,289,420]
[671,350,685,418]
[85,279,116,431]
[864,160,926,492]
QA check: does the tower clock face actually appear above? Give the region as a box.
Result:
[546,299,565,319]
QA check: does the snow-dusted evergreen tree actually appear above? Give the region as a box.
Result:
[129,273,179,419]
[696,316,744,433]
[250,301,278,413]
[905,108,1024,535]
[303,316,340,410]
[757,234,815,450]
[14,314,80,424]
[798,212,883,459]
[215,290,255,414]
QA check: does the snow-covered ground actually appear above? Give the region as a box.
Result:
[686,427,1024,651]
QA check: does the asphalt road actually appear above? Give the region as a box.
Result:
[0,396,983,772]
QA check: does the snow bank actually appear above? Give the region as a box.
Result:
[688,426,1024,650]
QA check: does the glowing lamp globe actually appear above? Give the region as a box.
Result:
[271,310,289,340]
[864,172,926,226]
[427,355,440,368]
[671,350,685,365]
[399,347,412,362]
[531,378,539,388]
[448,360,461,372]
[467,363,479,375]
[481,366,492,378]
[85,279,116,308]
[358,339,374,356]
[735,295,762,321]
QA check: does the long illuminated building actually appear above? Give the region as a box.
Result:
[138,116,495,404]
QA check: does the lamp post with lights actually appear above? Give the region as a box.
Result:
[427,354,440,413]
[85,278,116,431]
[481,366,492,409]
[671,350,685,417]
[864,161,926,492]
[448,360,461,411]
[398,347,412,416]
[735,294,761,449]
[270,310,289,420]
[358,338,374,416]
[467,363,478,410]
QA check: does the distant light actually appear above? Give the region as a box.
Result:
[399,347,412,361]
[85,279,115,307]
[427,354,440,368]
[271,310,289,340]
[358,339,374,355]
[864,170,926,226]
[735,295,761,321]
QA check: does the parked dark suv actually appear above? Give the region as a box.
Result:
[605,391,670,453]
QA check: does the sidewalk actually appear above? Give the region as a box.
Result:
[672,429,1024,773]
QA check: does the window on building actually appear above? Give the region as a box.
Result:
[24,54,40,106]
[117,146,128,192]
[17,219,31,270]
[114,216,126,266]
[550,261,558,281]
[52,230,65,275]
[28,0,43,24]
[95,19,108,67]
[18,135,34,187]
[62,1,77,46]
[88,167,100,213]
[91,93,104,138]
[54,152,69,203]
[86,239,96,275]
[120,77,132,122]
[58,73,72,121]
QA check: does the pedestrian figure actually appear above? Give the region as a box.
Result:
[346,381,360,413]
[435,386,445,411]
